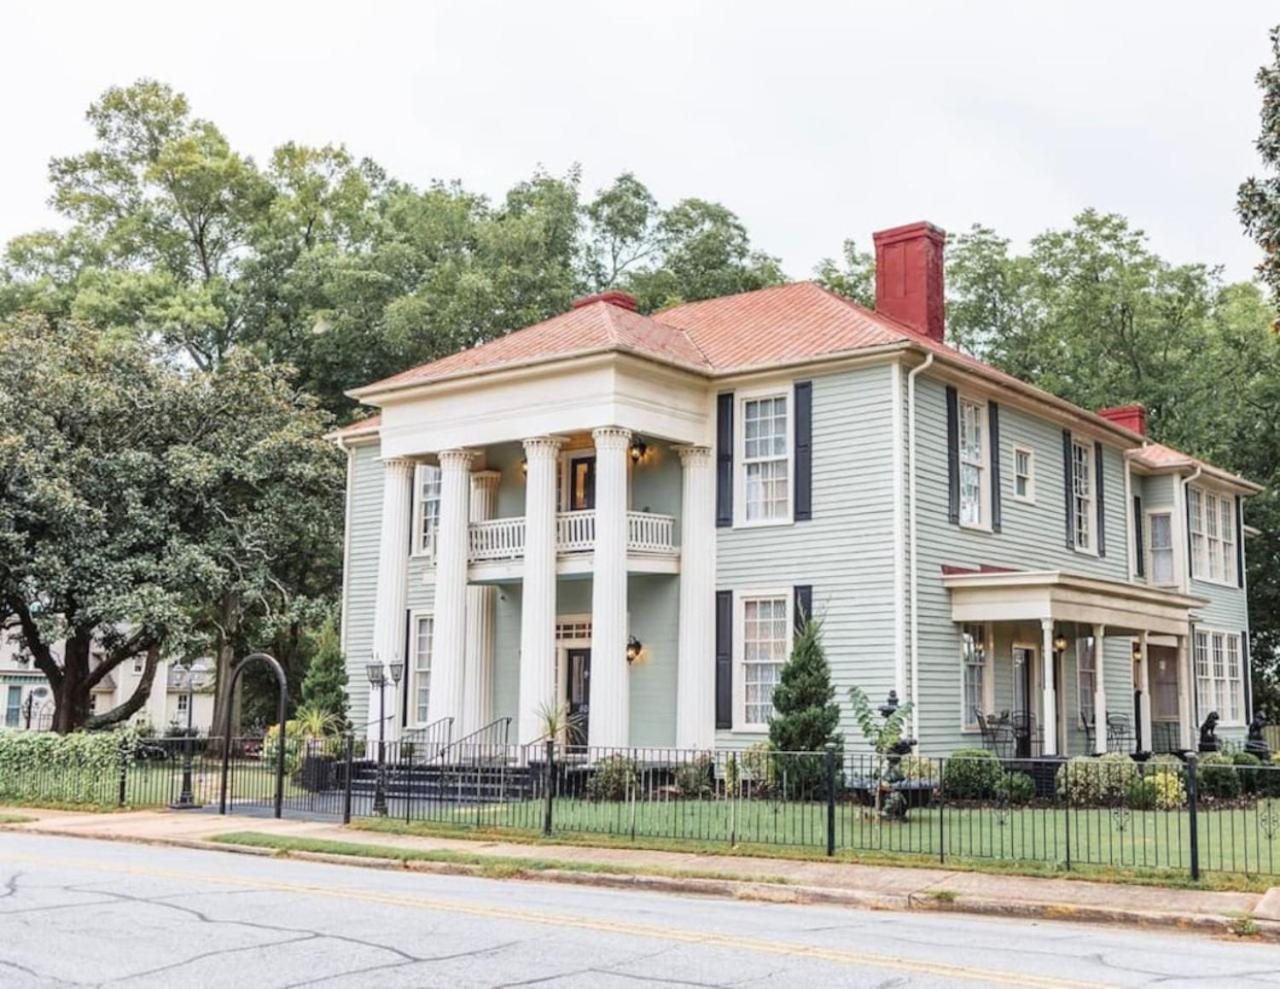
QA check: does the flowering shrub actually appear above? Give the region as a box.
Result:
[1125,765,1187,810]
[1056,753,1136,806]
[0,728,139,807]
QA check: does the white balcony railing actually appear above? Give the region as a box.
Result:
[466,510,677,564]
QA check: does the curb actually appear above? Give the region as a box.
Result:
[5,822,1276,942]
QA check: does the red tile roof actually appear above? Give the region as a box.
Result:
[1128,442,1261,493]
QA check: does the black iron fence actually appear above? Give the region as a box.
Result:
[5,733,1280,880]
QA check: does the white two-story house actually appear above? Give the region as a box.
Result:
[334,221,1260,757]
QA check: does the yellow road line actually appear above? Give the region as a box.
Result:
[0,849,1111,988]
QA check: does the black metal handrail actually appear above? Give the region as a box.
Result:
[435,716,512,765]
[401,716,454,758]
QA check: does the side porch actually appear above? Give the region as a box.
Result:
[945,570,1208,759]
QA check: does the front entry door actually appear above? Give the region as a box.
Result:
[1011,646,1035,757]
[1150,645,1180,752]
[567,455,596,511]
[566,648,591,747]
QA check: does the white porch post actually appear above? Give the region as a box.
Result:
[1177,633,1194,750]
[676,445,716,751]
[462,470,500,737]
[371,457,415,742]
[1040,618,1058,756]
[518,436,563,744]
[427,449,475,729]
[1137,630,1153,752]
[1092,623,1107,752]
[588,427,631,750]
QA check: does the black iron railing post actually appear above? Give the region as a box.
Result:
[117,736,129,808]
[543,738,555,837]
[342,734,354,825]
[937,758,945,864]
[1063,763,1072,871]
[1187,756,1200,881]
[824,743,836,857]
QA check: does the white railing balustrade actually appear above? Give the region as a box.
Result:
[467,510,677,562]
[557,510,596,553]
[627,511,676,554]
[468,517,526,561]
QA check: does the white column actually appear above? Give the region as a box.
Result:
[1040,618,1058,756]
[427,449,475,729]
[1092,623,1107,753]
[371,457,415,742]
[588,427,631,750]
[676,445,716,751]
[462,470,500,737]
[1138,631,1153,752]
[518,436,563,744]
[1177,633,1194,750]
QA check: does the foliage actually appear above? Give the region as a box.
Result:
[941,748,1003,800]
[1057,753,1137,806]
[814,239,875,308]
[1126,765,1187,811]
[1239,25,1280,320]
[0,728,139,806]
[300,618,348,727]
[536,700,584,743]
[768,616,842,766]
[1197,753,1241,800]
[739,742,778,798]
[898,755,940,785]
[997,771,1036,806]
[585,755,638,801]
[847,686,912,756]
[293,703,342,740]
[674,754,714,798]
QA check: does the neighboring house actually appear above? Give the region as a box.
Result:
[333,221,1260,758]
[0,624,215,734]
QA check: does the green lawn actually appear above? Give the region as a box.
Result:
[398,796,1280,879]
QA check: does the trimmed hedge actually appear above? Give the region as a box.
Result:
[942,749,1003,800]
[0,729,138,806]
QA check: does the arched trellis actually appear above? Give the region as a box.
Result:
[218,652,288,819]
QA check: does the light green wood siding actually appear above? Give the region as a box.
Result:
[341,442,384,729]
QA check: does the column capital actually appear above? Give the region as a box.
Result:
[591,426,632,450]
[522,435,565,458]
[381,456,417,477]
[439,448,478,471]
[471,469,502,490]
[675,444,713,467]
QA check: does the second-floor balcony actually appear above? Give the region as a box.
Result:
[464,510,679,580]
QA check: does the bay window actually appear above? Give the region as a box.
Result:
[1189,485,1235,584]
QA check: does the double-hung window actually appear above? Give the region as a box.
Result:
[961,624,989,729]
[958,398,986,526]
[1077,637,1097,729]
[1013,446,1034,502]
[1194,629,1245,725]
[741,395,790,523]
[176,693,189,715]
[413,464,441,557]
[740,595,790,727]
[1189,486,1235,584]
[1071,439,1093,551]
[411,614,434,725]
[1147,511,1174,585]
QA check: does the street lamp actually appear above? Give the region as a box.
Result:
[366,658,402,816]
[171,664,200,810]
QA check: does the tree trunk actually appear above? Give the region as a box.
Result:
[86,645,161,729]
[210,592,240,742]
[53,629,92,733]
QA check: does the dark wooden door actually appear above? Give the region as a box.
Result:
[566,648,591,747]
[567,456,596,511]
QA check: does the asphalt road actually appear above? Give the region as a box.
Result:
[0,832,1276,988]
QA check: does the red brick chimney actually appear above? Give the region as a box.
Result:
[873,222,947,342]
[1098,404,1147,436]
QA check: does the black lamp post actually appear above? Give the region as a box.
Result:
[367,658,403,816]
[171,664,200,809]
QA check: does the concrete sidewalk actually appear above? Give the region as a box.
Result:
[3,805,1278,938]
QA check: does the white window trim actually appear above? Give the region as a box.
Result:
[1012,445,1035,504]
[732,588,793,732]
[733,384,794,529]
[411,464,441,559]
[956,394,991,532]
[960,623,994,732]
[1145,508,1177,587]
[1188,484,1237,588]
[1069,434,1098,556]
[407,608,434,729]
[1076,636,1098,729]
[1194,627,1246,727]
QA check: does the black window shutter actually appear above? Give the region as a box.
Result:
[793,585,813,633]
[1236,495,1245,588]
[1133,495,1145,578]
[988,402,1002,533]
[794,381,813,522]
[715,590,733,729]
[1062,430,1075,550]
[1243,630,1252,721]
[1094,441,1106,558]
[716,393,734,527]
[946,385,960,525]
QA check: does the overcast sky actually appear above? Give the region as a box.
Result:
[3,2,1276,283]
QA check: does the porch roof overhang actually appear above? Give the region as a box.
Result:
[942,569,1208,638]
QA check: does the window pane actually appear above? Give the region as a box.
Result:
[414,616,434,724]
[743,597,788,724]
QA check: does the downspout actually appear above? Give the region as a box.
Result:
[906,352,935,742]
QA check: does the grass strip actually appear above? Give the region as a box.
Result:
[349,817,1272,894]
[0,814,36,824]
[207,831,794,886]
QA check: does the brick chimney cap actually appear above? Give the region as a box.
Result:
[1097,404,1147,436]
[872,221,947,247]
[571,290,638,311]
